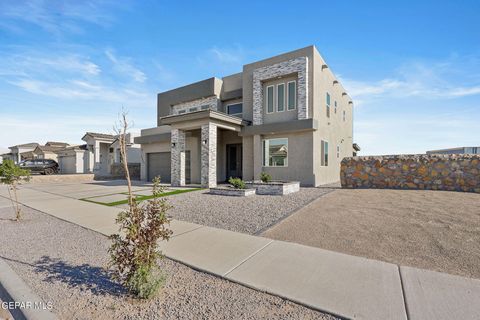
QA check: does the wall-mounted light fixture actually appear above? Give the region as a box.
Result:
[342,92,347,96]
[322,64,328,70]
[171,142,176,148]
[202,139,208,145]
[333,80,339,85]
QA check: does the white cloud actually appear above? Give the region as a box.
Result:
[0,53,101,77]
[0,0,127,34]
[10,78,152,107]
[105,49,147,83]
[197,45,246,73]
[341,58,480,105]
[208,46,245,64]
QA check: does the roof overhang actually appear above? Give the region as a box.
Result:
[160,110,249,132]
[240,118,318,136]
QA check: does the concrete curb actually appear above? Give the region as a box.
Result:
[0,258,58,320]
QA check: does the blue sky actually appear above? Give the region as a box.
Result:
[0,0,479,155]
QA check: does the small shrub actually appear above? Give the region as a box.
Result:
[126,264,166,299]
[0,159,31,220]
[109,113,172,300]
[260,172,272,183]
[228,177,246,189]
[109,176,172,299]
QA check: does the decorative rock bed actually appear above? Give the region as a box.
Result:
[247,181,300,195]
[209,187,256,197]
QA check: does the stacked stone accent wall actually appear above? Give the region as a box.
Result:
[171,128,186,186]
[253,57,308,125]
[171,96,218,115]
[110,163,141,180]
[340,154,480,193]
[201,123,217,188]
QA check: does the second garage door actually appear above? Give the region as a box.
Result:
[58,155,77,174]
[147,151,191,183]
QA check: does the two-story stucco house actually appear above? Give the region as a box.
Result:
[135,46,354,187]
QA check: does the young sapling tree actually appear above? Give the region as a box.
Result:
[0,159,31,221]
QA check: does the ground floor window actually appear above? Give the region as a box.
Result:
[263,138,288,167]
[321,140,329,166]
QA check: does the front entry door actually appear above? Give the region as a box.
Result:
[226,144,242,179]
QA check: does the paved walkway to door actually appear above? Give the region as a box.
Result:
[1,182,479,320]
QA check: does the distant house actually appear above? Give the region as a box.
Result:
[8,143,39,163]
[426,147,479,155]
[81,132,141,177]
[33,142,70,162]
[56,144,91,174]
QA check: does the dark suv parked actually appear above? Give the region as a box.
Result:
[19,159,59,175]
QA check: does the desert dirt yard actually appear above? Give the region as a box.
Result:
[263,188,480,280]
[0,205,337,320]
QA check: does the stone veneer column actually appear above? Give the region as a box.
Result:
[253,134,263,180]
[171,128,186,186]
[201,123,217,188]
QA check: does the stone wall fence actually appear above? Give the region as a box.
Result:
[109,163,141,180]
[340,154,480,193]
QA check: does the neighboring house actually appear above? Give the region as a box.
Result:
[33,142,70,162]
[56,144,91,174]
[426,147,480,155]
[135,46,355,187]
[81,132,142,177]
[109,133,142,164]
[8,143,39,163]
[82,132,116,176]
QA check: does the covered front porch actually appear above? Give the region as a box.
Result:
[160,110,247,188]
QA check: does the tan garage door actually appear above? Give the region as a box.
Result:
[59,155,76,174]
[147,151,191,183]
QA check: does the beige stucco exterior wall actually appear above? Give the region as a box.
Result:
[311,49,354,185]
[243,131,315,186]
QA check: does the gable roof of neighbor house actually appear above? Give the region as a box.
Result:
[82,132,116,141]
[45,141,70,148]
[55,144,88,154]
[9,142,39,149]
[34,145,66,153]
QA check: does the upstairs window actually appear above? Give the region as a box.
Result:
[189,107,198,112]
[287,81,296,110]
[321,140,329,166]
[226,103,243,118]
[334,101,337,114]
[326,93,331,118]
[337,145,340,158]
[200,105,210,110]
[343,110,346,122]
[277,83,285,112]
[266,85,274,113]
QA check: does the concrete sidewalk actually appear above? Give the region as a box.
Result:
[1,185,480,320]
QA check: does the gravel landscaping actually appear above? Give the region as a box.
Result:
[162,187,333,235]
[264,188,480,279]
[0,205,337,320]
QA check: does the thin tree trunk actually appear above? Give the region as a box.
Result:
[12,182,21,221]
[6,185,17,220]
